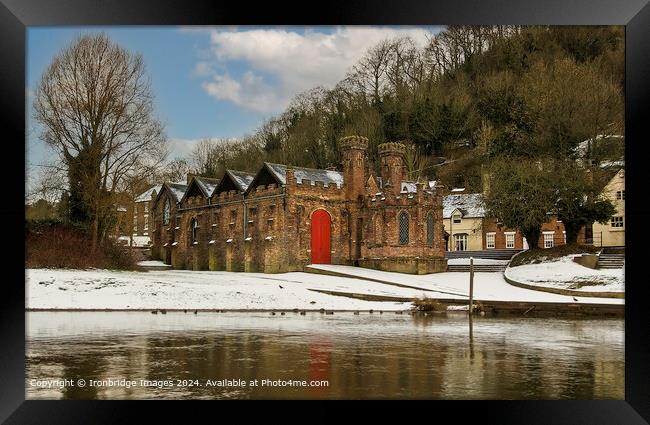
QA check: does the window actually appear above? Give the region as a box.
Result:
[486,232,496,249]
[454,234,468,251]
[611,216,624,228]
[144,215,148,231]
[452,213,461,224]
[616,190,625,200]
[427,211,434,246]
[398,212,409,245]
[267,205,276,231]
[163,199,171,225]
[190,218,199,244]
[543,232,554,249]
[505,232,515,249]
[563,231,566,244]
[230,210,237,225]
[144,203,148,213]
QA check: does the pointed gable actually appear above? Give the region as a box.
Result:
[213,170,256,196]
[154,182,188,206]
[367,175,379,194]
[245,163,287,194]
[180,176,219,204]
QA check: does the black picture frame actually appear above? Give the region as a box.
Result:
[3,0,649,422]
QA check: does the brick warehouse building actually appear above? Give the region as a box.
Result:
[149,136,448,274]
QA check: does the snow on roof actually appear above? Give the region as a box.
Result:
[400,181,417,193]
[443,193,485,218]
[194,177,219,197]
[264,162,344,188]
[226,170,256,192]
[451,187,465,192]
[116,206,127,212]
[166,182,188,203]
[135,184,162,203]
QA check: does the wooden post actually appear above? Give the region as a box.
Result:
[469,257,474,314]
[469,256,474,342]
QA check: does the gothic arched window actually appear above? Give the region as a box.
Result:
[427,211,434,246]
[190,217,199,244]
[398,212,409,245]
[163,199,171,225]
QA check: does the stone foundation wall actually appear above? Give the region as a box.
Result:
[358,256,448,274]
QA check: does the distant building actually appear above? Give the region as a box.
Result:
[592,168,625,247]
[443,191,525,251]
[130,184,163,247]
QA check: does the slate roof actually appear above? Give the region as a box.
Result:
[225,170,255,193]
[135,184,163,203]
[264,162,344,188]
[443,193,485,218]
[166,182,188,203]
[194,177,220,197]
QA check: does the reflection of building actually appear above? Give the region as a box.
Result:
[149,137,448,274]
[592,168,625,247]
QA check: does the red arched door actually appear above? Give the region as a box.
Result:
[311,209,331,264]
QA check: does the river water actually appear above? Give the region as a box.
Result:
[25,311,624,399]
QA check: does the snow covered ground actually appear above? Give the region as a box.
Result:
[27,269,420,311]
[505,255,624,293]
[25,264,623,311]
[308,264,623,304]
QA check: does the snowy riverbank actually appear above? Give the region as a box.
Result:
[27,266,623,311]
[504,255,624,293]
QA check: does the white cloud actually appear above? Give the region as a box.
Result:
[168,138,201,159]
[195,26,438,114]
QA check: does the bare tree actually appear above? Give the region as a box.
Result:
[33,33,167,248]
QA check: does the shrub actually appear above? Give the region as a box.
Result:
[412,296,446,312]
[26,222,139,270]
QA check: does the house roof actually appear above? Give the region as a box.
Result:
[225,170,256,193]
[194,177,220,197]
[162,182,188,204]
[443,193,485,218]
[259,162,344,188]
[135,184,163,203]
[178,176,220,204]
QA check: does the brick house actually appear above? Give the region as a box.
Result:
[148,136,448,274]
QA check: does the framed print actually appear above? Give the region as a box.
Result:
[2,0,650,422]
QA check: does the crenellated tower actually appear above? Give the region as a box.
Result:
[378,142,406,196]
[338,135,369,201]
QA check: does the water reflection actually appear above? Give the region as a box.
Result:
[26,312,624,399]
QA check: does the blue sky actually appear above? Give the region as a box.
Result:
[27,25,441,189]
